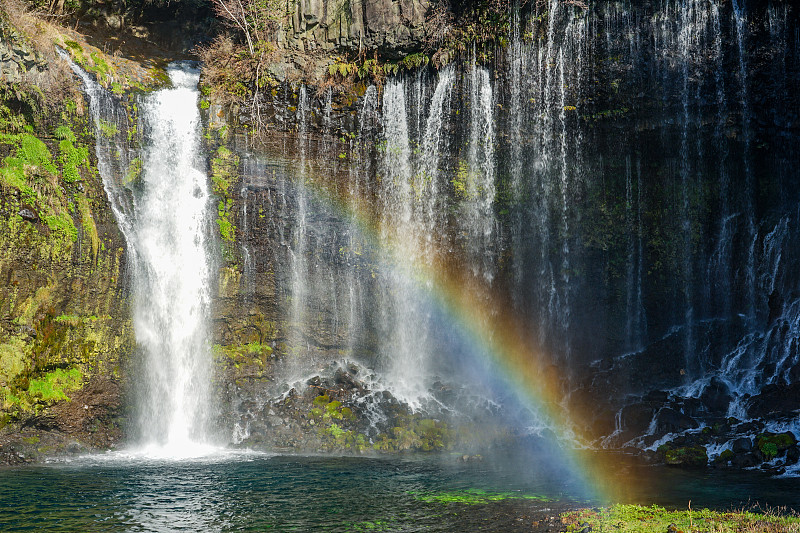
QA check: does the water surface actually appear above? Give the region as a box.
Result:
[2,452,799,532]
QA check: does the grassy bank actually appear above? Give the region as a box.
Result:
[561,504,800,533]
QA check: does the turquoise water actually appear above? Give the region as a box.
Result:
[2,452,799,532]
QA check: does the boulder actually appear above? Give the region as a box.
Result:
[699,377,733,414]
[746,383,800,419]
[786,445,800,465]
[663,445,708,467]
[654,407,698,435]
[731,452,760,468]
[731,437,753,454]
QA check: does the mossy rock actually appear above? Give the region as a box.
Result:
[664,446,708,467]
[756,432,796,456]
[714,449,735,464]
[312,394,330,406]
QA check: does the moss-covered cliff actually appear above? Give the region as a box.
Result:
[0,7,133,463]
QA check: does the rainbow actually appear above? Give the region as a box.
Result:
[246,138,643,503]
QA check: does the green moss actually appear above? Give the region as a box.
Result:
[19,134,57,175]
[26,367,82,403]
[17,284,56,325]
[664,445,708,467]
[63,40,85,65]
[345,519,393,531]
[209,144,239,251]
[76,195,99,258]
[97,119,118,138]
[42,211,78,243]
[89,51,112,81]
[411,489,550,505]
[58,136,90,183]
[757,433,797,457]
[54,125,76,143]
[313,395,330,406]
[214,341,273,360]
[761,442,779,460]
[53,314,82,326]
[124,157,142,185]
[0,337,30,386]
[0,129,78,248]
[715,449,735,463]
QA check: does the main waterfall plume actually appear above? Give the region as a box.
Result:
[64,55,215,455]
[133,63,213,453]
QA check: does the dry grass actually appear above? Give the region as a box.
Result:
[1,0,81,106]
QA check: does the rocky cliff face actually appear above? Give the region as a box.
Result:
[0,14,133,464]
[0,18,47,83]
[285,0,430,54]
[204,0,800,470]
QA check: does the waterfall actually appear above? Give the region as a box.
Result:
[509,2,526,311]
[506,0,586,358]
[289,85,310,372]
[63,53,215,454]
[705,2,732,323]
[731,0,757,323]
[625,156,645,352]
[134,63,213,452]
[57,48,135,241]
[378,77,430,405]
[462,60,496,282]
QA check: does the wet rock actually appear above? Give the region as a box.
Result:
[786,445,800,465]
[18,208,38,222]
[266,415,285,427]
[768,289,784,325]
[699,377,733,414]
[654,407,698,435]
[755,432,796,460]
[732,452,759,468]
[237,400,258,414]
[334,368,363,391]
[713,449,735,465]
[661,445,708,467]
[620,403,656,435]
[735,420,765,434]
[746,383,800,418]
[731,437,753,454]
[644,390,670,403]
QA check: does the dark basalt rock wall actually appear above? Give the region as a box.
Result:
[208,0,800,467]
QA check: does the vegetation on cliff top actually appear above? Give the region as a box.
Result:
[198,0,587,116]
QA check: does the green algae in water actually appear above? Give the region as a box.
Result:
[344,519,395,531]
[410,488,553,505]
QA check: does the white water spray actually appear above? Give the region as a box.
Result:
[133,64,214,455]
[63,53,215,457]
